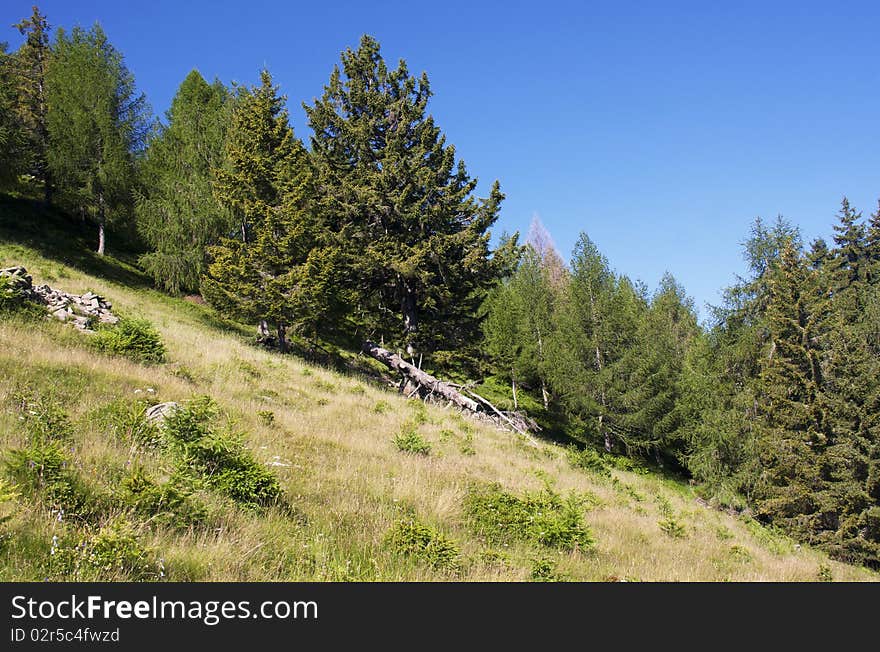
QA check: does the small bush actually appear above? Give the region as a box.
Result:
[566,445,611,477]
[90,317,166,364]
[50,519,160,581]
[159,397,281,509]
[465,484,595,552]
[257,410,275,426]
[120,467,208,530]
[5,441,105,518]
[659,517,687,539]
[394,429,431,456]
[385,519,460,572]
[817,563,834,582]
[0,275,40,317]
[372,400,390,414]
[530,557,564,582]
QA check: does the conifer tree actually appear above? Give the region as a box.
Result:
[618,273,699,466]
[830,197,867,296]
[752,243,831,538]
[0,42,25,189]
[137,70,232,293]
[202,70,344,351]
[305,35,510,361]
[547,234,643,451]
[45,24,150,255]
[12,5,51,203]
[865,200,880,284]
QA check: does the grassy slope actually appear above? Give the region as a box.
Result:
[0,202,877,582]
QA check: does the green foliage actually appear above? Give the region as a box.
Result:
[393,428,431,456]
[257,410,275,426]
[89,397,159,447]
[137,70,232,293]
[49,518,160,580]
[0,275,39,317]
[202,70,347,350]
[45,23,151,253]
[530,557,564,582]
[0,478,19,526]
[90,317,166,364]
[566,445,611,477]
[160,397,281,509]
[120,467,208,530]
[385,518,460,572]
[465,484,594,552]
[306,35,515,361]
[14,391,74,443]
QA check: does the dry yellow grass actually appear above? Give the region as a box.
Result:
[1,247,878,582]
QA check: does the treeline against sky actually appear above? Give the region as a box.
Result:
[1,7,879,568]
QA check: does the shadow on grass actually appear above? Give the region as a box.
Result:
[0,194,151,289]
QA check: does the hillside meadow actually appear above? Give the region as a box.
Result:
[1,218,876,582]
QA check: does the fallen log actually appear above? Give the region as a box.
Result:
[361,340,540,442]
[361,341,480,412]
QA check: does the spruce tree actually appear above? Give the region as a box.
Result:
[202,70,344,351]
[619,273,699,466]
[830,197,867,296]
[305,35,509,361]
[136,70,232,293]
[546,234,643,451]
[12,5,51,203]
[45,24,150,255]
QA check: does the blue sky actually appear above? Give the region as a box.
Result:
[4,1,879,320]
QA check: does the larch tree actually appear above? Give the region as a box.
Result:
[136,69,232,293]
[45,23,150,255]
[305,35,512,362]
[12,5,51,203]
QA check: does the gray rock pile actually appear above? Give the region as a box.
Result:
[1,265,120,333]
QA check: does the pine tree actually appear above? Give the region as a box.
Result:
[45,24,150,255]
[12,5,51,203]
[305,35,509,361]
[865,200,880,285]
[202,70,344,351]
[136,70,232,293]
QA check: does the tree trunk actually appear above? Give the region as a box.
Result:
[401,284,418,355]
[541,380,549,410]
[362,340,479,412]
[277,322,288,353]
[512,375,518,410]
[97,222,105,256]
[97,193,106,256]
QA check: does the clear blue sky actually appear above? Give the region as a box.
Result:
[5,1,879,320]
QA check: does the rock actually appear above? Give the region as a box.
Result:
[145,402,180,425]
[52,308,69,321]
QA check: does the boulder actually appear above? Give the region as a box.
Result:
[145,402,181,425]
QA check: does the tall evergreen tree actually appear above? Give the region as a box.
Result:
[547,234,644,451]
[45,24,150,255]
[0,42,25,190]
[136,70,232,293]
[12,5,51,202]
[202,70,344,351]
[618,273,699,466]
[305,35,510,361]
[830,197,867,296]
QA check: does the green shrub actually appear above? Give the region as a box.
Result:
[465,484,595,552]
[257,410,275,426]
[50,519,160,581]
[394,429,431,456]
[158,397,281,509]
[566,445,611,477]
[5,441,105,518]
[659,517,687,539]
[372,400,390,414]
[530,557,564,582]
[90,317,166,364]
[120,467,208,529]
[0,275,40,317]
[385,519,460,572]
